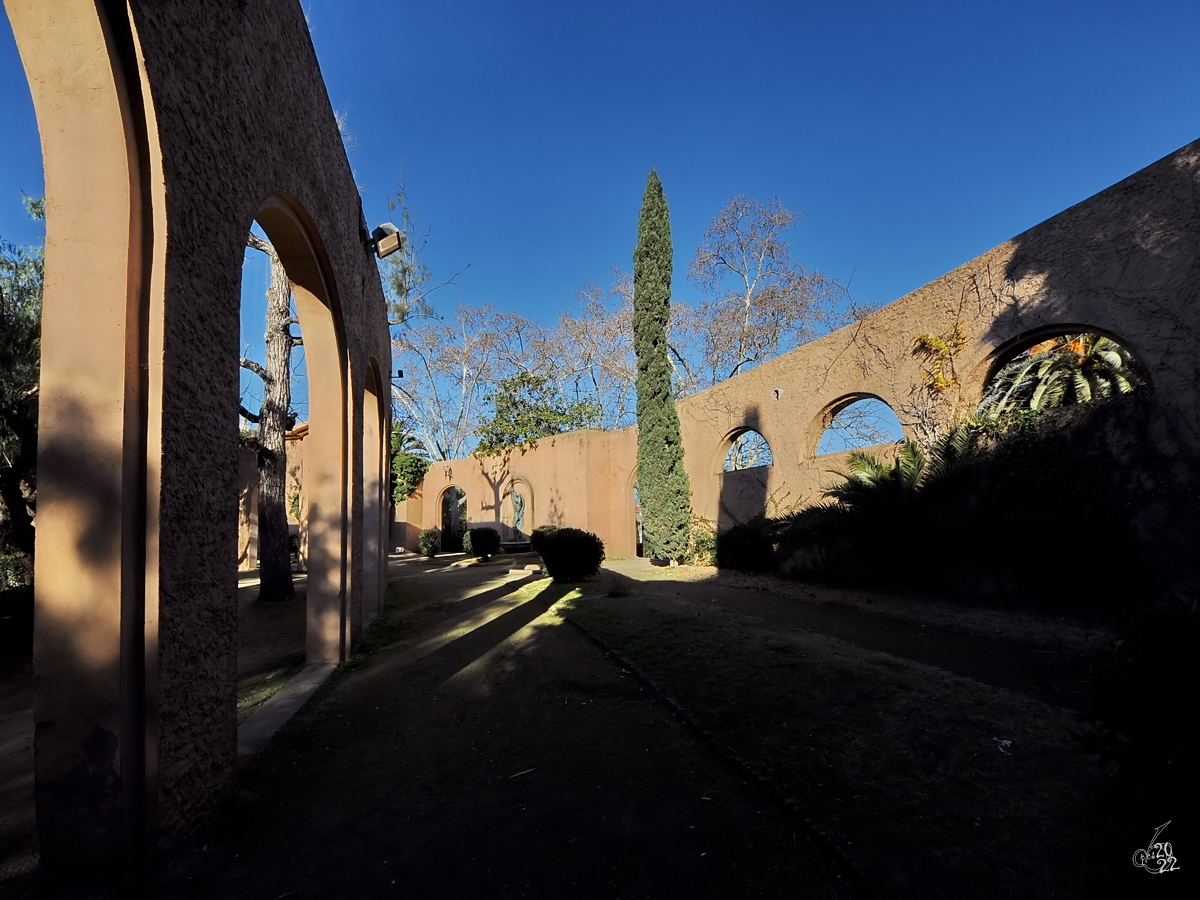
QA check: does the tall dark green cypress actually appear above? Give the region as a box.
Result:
[633,169,692,560]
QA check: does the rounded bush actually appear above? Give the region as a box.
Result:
[539,527,605,582]
[417,528,440,558]
[464,526,501,560]
[530,525,560,554]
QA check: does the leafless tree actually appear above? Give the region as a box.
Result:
[682,195,841,388]
[551,272,638,430]
[392,304,550,461]
[240,233,302,602]
[379,178,470,326]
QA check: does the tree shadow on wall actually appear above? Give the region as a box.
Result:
[16,398,157,880]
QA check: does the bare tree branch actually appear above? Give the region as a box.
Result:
[240,357,267,380]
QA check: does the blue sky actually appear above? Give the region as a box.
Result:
[3,1,1200,356]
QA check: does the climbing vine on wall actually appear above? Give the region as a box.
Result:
[913,322,968,394]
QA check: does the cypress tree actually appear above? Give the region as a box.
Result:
[633,169,692,560]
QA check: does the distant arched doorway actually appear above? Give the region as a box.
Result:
[441,486,467,552]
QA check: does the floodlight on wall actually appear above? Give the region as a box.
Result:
[443,464,452,477]
[371,222,403,259]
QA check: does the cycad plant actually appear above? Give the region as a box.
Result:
[773,427,994,583]
[978,333,1140,418]
[774,442,926,582]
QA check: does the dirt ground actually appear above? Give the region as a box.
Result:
[1,555,1189,898]
[161,557,858,900]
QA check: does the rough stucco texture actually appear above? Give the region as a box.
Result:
[127,0,390,835]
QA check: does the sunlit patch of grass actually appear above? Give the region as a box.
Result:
[236,654,306,725]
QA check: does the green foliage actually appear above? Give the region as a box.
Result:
[474,371,600,455]
[391,452,431,504]
[762,406,1147,603]
[417,528,440,558]
[530,525,559,553]
[978,333,1141,417]
[0,239,42,464]
[680,516,716,566]
[389,427,431,504]
[539,527,605,582]
[633,169,692,560]
[463,526,501,560]
[0,552,32,590]
[1,202,44,557]
[287,486,301,522]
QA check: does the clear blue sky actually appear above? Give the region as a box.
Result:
[3,0,1200,328]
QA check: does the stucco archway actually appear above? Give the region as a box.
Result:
[361,361,387,625]
[6,0,392,880]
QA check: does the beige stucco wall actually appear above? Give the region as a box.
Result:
[405,138,1200,556]
[416,428,641,559]
[7,0,392,874]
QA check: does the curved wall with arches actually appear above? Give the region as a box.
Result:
[674,139,1200,527]
[7,0,391,872]
[411,138,1200,562]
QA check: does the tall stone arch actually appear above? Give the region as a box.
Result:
[6,0,390,879]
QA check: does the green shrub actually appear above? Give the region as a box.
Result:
[715,518,777,573]
[0,553,32,590]
[539,527,605,582]
[530,525,560,554]
[681,516,716,566]
[417,528,440,558]
[464,526,501,560]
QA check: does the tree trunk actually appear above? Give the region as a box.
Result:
[246,233,296,602]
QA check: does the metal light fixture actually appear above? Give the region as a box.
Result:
[372,222,403,259]
[443,463,452,478]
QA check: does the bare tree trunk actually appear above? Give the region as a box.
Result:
[245,233,299,602]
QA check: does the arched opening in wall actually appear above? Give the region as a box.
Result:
[249,195,348,670]
[362,364,386,625]
[723,430,773,471]
[233,219,313,723]
[501,479,532,541]
[1,7,46,872]
[625,469,643,558]
[716,417,771,533]
[977,330,1144,418]
[441,486,467,552]
[814,396,904,455]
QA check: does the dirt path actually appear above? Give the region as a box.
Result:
[0,555,1144,898]
[162,559,857,899]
